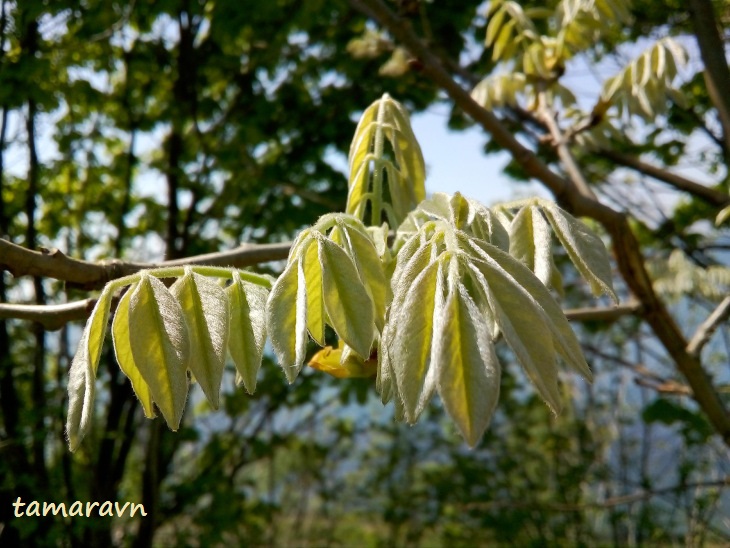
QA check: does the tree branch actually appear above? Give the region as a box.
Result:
[349,0,730,445]
[0,237,291,290]
[536,86,598,200]
[688,0,730,154]
[0,299,98,331]
[599,149,730,207]
[687,296,730,358]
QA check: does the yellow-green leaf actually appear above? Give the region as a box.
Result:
[266,256,308,383]
[112,285,155,418]
[301,240,325,345]
[227,271,268,394]
[716,205,730,226]
[436,282,500,448]
[388,259,440,422]
[318,237,374,358]
[509,205,552,285]
[467,236,591,380]
[170,268,229,409]
[66,327,95,452]
[339,224,387,331]
[87,285,113,375]
[469,255,561,413]
[541,203,617,302]
[128,273,190,431]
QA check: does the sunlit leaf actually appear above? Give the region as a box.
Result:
[308,345,377,379]
[66,327,94,452]
[388,259,440,422]
[128,273,190,431]
[466,236,592,380]
[435,282,500,447]
[171,268,229,409]
[338,223,387,330]
[716,204,730,226]
[319,237,374,358]
[541,203,617,301]
[227,271,269,394]
[509,205,553,285]
[112,285,155,418]
[472,256,562,413]
[301,240,325,345]
[267,257,307,383]
[86,285,113,374]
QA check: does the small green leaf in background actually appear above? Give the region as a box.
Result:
[642,398,713,445]
[716,204,730,226]
[129,273,190,431]
[171,268,230,409]
[113,285,156,418]
[227,271,268,395]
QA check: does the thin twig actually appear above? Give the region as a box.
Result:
[564,301,642,322]
[687,296,730,358]
[599,149,730,208]
[0,299,99,331]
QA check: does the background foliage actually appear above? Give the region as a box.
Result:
[1,0,729,546]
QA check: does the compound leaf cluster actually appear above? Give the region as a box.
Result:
[67,95,617,450]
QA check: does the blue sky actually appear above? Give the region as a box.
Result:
[410,104,548,207]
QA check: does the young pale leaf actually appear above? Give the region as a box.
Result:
[467,237,592,380]
[66,327,95,452]
[301,240,325,345]
[541,203,617,302]
[128,273,190,431]
[171,269,230,409]
[267,257,307,383]
[112,286,155,418]
[471,258,562,414]
[509,205,553,286]
[227,271,268,394]
[436,283,500,448]
[86,285,113,374]
[388,259,440,422]
[378,233,434,405]
[338,224,387,331]
[391,232,436,296]
[318,237,374,358]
